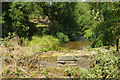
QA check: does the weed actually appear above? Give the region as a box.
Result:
[65,51,119,78]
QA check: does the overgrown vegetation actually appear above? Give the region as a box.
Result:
[65,48,119,78]
[83,3,120,49]
[1,37,119,78]
[27,35,60,52]
[0,35,69,78]
[2,2,119,49]
[1,2,120,78]
[56,32,70,43]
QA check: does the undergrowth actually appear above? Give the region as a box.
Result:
[65,48,119,78]
[0,35,67,78]
[26,35,61,52]
[1,34,119,78]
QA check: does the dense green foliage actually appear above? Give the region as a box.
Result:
[28,2,91,41]
[28,35,59,52]
[39,2,77,35]
[1,2,120,78]
[2,2,91,42]
[2,2,36,38]
[65,48,119,78]
[56,32,70,43]
[2,2,119,48]
[2,2,12,37]
[83,3,120,48]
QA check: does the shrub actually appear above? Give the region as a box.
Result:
[65,49,119,78]
[0,32,15,47]
[41,28,49,35]
[27,35,59,52]
[56,32,70,43]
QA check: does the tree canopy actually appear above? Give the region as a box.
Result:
[83,2,120,49]
[2,2,120,49]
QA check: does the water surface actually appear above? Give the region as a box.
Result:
[60,33,90,50]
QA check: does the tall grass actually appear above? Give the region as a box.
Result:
[27,35,59,52]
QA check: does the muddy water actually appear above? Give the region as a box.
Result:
[60,33,90,50]
[60,40,90,50]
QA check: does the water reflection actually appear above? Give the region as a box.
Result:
[60,40,90,50]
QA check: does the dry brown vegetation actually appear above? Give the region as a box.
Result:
[1,36,119,78]
[0,37,69,78]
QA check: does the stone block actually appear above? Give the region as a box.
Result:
[65,61,75,64]
[75,55,91,59]
[57,64,64,68]
[67,64,78,66]
[76,59,94,69]
[57,55,76,61]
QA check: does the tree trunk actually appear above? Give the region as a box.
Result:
[116,38,119,52]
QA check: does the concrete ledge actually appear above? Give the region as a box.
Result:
[57,56,75,61]
[65,61,75,64]
[67,64,78,66]
[38,52,95,69]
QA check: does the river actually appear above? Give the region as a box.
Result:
[59,33,90,50]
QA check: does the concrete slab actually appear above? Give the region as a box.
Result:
[65,61,75,64]
[57,55,76,61]
[57,64,64,68]
[67,64,78,66]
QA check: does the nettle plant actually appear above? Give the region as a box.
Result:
[89,51,119,78]
[0,32,14,47]
[65,49,119,78]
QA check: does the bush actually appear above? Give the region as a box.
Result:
[65,49,119,78]
[41,28,49,35]
[56,32,70,43]
[0,32,15,47]
[27,35,59,52]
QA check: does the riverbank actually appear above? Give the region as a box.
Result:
[0,36,119,78]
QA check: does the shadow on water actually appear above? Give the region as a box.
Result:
[60,33,90,50]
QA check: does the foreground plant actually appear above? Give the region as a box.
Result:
[65,48,119,78]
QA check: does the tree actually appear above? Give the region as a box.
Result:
[2,2,12,37]
[37,2,91,38]
[2,2,35,38]
[83,2,120,51]
[39,2,77,35]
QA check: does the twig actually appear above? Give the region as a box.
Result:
[106,66,119,78]
[18,67,30,77]
[90,37,96,47]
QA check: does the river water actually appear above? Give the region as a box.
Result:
[60,40,90,50]
[59,33,90,50]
